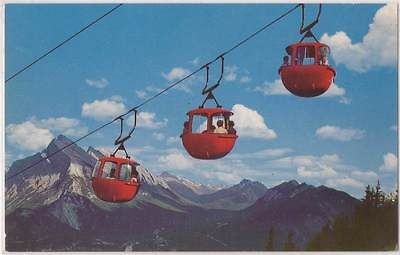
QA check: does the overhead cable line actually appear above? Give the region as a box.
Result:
[6,4,301,181]
[5,4,123,83]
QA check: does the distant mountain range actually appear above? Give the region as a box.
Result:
[5,135,360,251]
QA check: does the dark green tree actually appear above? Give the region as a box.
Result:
[284,231,297,251]
[265,226,275,251]
[306,180,398,251]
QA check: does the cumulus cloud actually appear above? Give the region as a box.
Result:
[190,57,200,66]
[316,125,366,141]
[158,152,194,170]
[320,4,397,72]
[166,136,180,145]
[162,67,191,82]
[254,148,292,158]
[231,104,277,140]
[6,115,89,152]
[232,148,292,159]
[135,86,163,100]
[220,65,251,84]
[326,177,364,189]
[135,90,147,99]
[254,79,290,96]
[85,78,108,88]
[379,153,398,171]
[81,96,126,121]
[322,83,346,98]
[225,66,239,81]
[152,132,165,141]
[297,163,337,178]
[38,117,88,137]
[239,76,251,83]
[6,121,54,151]
[129,111,168,129]
[351,170,379,182]
[40,117,79,130]
[201,170,243,184]
[268,153,344,171]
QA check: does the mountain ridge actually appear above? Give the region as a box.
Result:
[5,134,360,251]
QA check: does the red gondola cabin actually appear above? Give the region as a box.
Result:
[181,107,238,160]
[91,156,140,203]
[279,42,336,97]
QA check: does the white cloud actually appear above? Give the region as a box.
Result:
[321,83,346,98]
[190,57,200,66]
[316,125,365,141]
[166,136,180,145]
[351,170,379,182]
[320,154,341,164]
[85,78,108,88]
[231,104,277,140]
[158,152,194,170]
[339,97,351,105]
[162,67,191,82]
[135,90,147,99]
[268,153,345,171]
[320,4,397,72]
[223,65,251,84]
[254,148,292,158]
[130,111,168,129]
[6,121,54,151]
[81,97,126,121]
[152,132,165,141]
[225,66,239,81]
[40,117,79,130]
[6,116,88,152]
[239,76,251,83]
[201,170,243,185]
[232,148,292,159]
[297,163,337,178]
[379,153,398,172]
[135,86,163,99]
[38,117,88,137]
[254,79,289,96]
[326,177,364,189]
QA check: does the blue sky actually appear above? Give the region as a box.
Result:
[5,3,398,198]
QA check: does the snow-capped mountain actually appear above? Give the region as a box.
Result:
[196,179,268,210]
[5,135,360,251]
[86,146,103,160]
[6,135,96,214]
[160,171,221,199]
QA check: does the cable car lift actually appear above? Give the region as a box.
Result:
[91,110,140,203]
[279,4,336,97]
[181,56,238,160]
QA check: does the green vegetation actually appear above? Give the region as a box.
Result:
[307,181,398,251]
[265,226,275,251]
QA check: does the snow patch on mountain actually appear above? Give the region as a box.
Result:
[25,173,61,193]
[87,146,103,160]
[160,172,221,195]
[5,184,18,201]
[138,167,169,189]
[68,163,85,179]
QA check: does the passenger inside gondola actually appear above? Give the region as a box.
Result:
[228,120,236,135]
[214,120,228,134]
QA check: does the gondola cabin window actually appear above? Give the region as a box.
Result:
[102,161,117,178]
[119,164,132,181]
[296,45,315,65]
[92,161,101,178]
[192,115,208,133]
